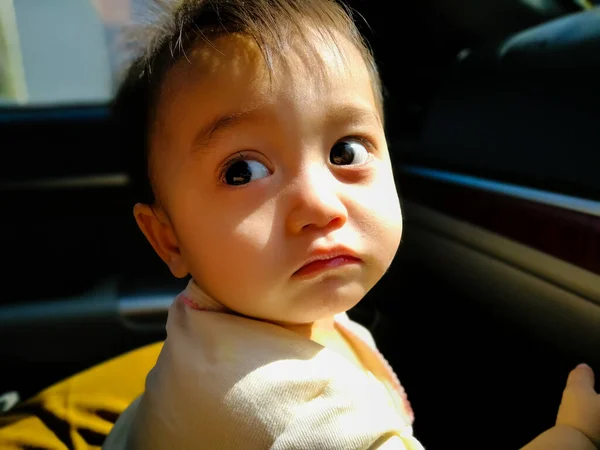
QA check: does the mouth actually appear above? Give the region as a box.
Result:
[293,249,363,278]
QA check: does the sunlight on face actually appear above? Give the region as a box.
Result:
[150,32,402,324]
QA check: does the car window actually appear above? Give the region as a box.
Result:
[0,0,136,107]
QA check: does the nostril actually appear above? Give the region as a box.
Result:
[301,215,341,232]
[328,216,344,229]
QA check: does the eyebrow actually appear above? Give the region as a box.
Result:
[325,104,382,128]
[190,104,382,153]
[191,109,261,153]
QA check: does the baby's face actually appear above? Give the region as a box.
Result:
[144,33,402,324]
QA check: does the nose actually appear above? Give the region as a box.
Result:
[285,165,348,234]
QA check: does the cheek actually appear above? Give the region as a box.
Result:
[176,194,279,289]
[351,164,403,262]
[371,188,403,257]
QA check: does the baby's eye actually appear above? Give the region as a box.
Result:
[329,139,370,166]
[223,158,270,186]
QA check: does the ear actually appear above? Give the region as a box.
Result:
[133,203,189,278]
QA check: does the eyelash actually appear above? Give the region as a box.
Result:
[219,151,276,186]
[220,151,248,170]
[218,135,376,179]
[223,151,246,167]
[218,151,245,180]
[342,135,375,151]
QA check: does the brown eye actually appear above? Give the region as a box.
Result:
[224,159,270,186]
[330,140,370,166]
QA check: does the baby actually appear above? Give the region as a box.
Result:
[104,0,600,448]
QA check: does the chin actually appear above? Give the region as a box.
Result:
[293,279,368,323]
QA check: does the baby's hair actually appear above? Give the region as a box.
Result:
[113,0,383,205]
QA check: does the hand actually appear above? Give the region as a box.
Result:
[556,364,600,446]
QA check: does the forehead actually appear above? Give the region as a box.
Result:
[153,32,380,132]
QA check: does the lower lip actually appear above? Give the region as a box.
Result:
[294,256,361,278]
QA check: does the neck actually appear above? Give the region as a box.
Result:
[184,279,340,342]
[279,315,337,340]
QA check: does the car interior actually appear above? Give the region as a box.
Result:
[1,1,599,448]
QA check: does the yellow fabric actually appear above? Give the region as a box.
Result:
[0,342,163,450]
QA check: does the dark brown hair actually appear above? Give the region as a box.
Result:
[113,0,383,205]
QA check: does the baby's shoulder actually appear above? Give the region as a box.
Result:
[129,311,405,449]
[160,309,365,400]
